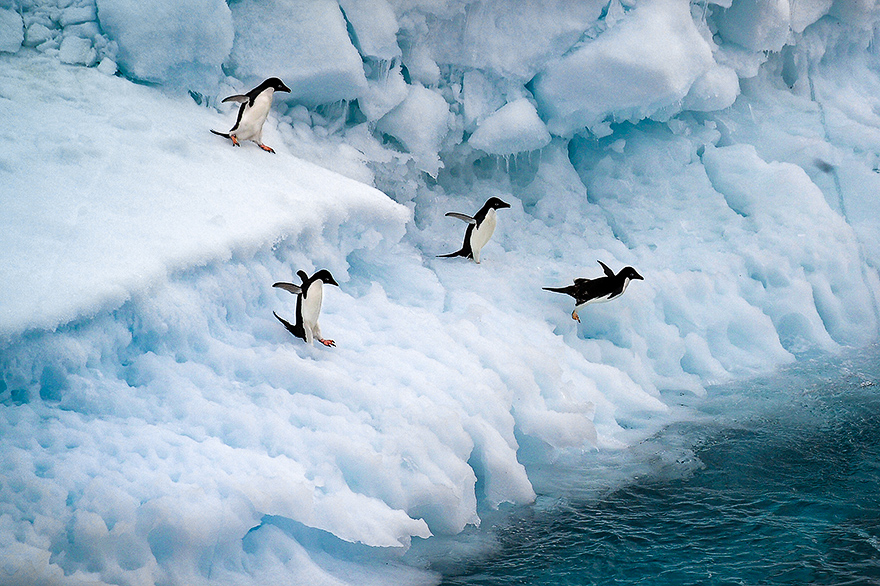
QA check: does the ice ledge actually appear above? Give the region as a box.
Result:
[0,52,409,340]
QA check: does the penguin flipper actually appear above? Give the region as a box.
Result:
[598,260,615,277]
[437,249,468,259]
[445,212,477,224]
[273,282,302,295]
[221,94,249,104]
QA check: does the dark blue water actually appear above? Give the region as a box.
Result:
[438,347,880,585]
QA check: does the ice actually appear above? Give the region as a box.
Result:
[0,7,22,53]
[531,0,715,135]
[226,0,367,106]
[375,84,450,177]
[23,22,53,47]
[96,0,233,89]
[358,62,409,122]
[59,5,97,28]
[715,0,791,52]
[2,0,880,584]
[338,0,401,61]
[681,64,740,112]
[396,0,606,81]
[58,34,96,65]
[467,98,551,155]
[790,0,833,32]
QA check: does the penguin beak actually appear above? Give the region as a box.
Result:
[279,82,291,93]
[633,271,644,280]
[498,200,511,209]
[326,276,339,287]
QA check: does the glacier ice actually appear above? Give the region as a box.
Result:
[1,0,880,584]
[226,0,367,106]
[467,98,552,156]
[375,83,451,177]
[96,0,233,87]
[532,0,715,135]
[0,7,23,53]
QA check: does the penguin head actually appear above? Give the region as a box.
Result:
[312,269,339,287]
[620,267,644,281]
[264,77,291,93]
[485,197,511,211]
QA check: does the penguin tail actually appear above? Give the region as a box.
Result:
[543,285,577,297]
[273,311,305,341]
[437,248,469,259]
[211,129,240,147]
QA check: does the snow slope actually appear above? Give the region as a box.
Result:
[2,0,880,584]
[0,53,406,337]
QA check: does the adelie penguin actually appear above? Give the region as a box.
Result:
[273,269,338,347]
[211,77,291,153]
[438,197,510,263]
[544,261,644,322]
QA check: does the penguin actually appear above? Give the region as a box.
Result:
[438,197,511,263]
[211,77,291,153]
[543,261,644,322]
[273,269,338,347]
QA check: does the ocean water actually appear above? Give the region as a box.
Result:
[436,345,880,585]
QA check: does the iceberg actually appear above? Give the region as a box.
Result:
[1,0,880,584]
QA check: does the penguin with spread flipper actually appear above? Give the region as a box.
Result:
[438,197,510,263]
[212,77,290,153]
[273,269,338,347]
[544,261,643,322]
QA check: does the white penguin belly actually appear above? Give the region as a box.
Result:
[233,90,274,142]
[469,209,497,263]
[574,278,631,311]
[301,282,324,342]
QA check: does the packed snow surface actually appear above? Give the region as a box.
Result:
[2,0,880,584]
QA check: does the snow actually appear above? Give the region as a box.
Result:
[0,54,406,338]
[2,0,880,584]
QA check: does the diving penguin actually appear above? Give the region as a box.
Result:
[543,261,644,322]
[273,269,339,347]
[211,77,291,153]
[438,197,511,263]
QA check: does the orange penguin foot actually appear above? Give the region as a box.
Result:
[230,136,240,147]
[572,310,581,323]
[319,338,336,347]
[259,144,276,153]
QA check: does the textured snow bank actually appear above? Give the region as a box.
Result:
[0,53,406,339]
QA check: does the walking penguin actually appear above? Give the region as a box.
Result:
[211,77,291,153]
[438,197,510,263]
[273,269,338,347]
